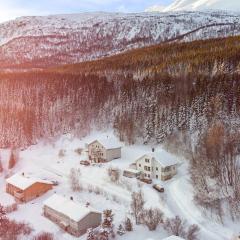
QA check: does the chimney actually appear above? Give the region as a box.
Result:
[152,148,155,153]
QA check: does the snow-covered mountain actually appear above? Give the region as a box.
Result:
[0,11,240,69]
[147,0,240,12]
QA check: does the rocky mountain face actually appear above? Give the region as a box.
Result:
[0,11,240,69]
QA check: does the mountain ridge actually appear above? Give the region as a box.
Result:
[1,11,240,70]
[147,0,240,12]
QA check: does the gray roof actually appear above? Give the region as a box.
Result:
[136,150,178,167]
[89,139,121,150]
[44,194,100,222]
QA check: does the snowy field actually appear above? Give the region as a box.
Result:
[0,131,238,240]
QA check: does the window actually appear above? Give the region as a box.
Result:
[156,167,158,171]
[139,164,141,167]
[144,166,151,171]
[156,175,158,179]
[148,174,150,178]
[145,158,150,163]
[165,166,171,172]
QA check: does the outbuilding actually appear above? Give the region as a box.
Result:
[6,172,54,203]
[43,194,102,237]
[123,168,141,178]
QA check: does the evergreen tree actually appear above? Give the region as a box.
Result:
[117,224,125,236]
[124,218,133,232]
[8,150,16,169]
[100,209,115,239]
[86,228,95,240]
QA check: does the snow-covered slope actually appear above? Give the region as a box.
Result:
[0,11,240,69]
[149,0,240,12]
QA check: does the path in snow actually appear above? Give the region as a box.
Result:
[166,175,234,240]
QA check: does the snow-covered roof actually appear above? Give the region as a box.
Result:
[124,168,140,174]
[44,194,101,222]
[136,150,178,167]
[162,236,185,240]
[89,139,121,150]
[6,173,53,190]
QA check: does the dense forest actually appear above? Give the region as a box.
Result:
[0,36,240,220]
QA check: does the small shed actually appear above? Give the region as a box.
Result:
[6,173,54,203]
[123,168,141,178]
[43,194,102,237]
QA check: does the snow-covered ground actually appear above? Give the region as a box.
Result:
[0,131,238,240]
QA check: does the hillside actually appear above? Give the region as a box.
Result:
[55,36,240,76]
[0,11,240,69]
[163,0,240,12]
[0,35,239,148]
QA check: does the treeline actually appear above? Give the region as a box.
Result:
[0,72,114,147]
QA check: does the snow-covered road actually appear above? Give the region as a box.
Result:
[166,175,234,240]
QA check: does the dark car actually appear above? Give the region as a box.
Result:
[139,178,152,184]
[153,184,164,192]
[51,180,59,186]
[80,160,90,166]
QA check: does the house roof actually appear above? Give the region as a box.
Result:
[136,150,178,167]
[89,139,121,150]
[162,236,185,240]
[124,168,140,174]
[44,194,101,222]
[6,173,53,190]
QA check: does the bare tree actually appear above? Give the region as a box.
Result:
[107,167,120,183]
[131,190,145,224]
[164,216,186,237]
[69,168,81,192]
[142,208,164,231]
[164,216,200,240]
[186,224,200,240]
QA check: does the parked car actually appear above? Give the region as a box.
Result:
[51,180,59,186]
[80,160,90,166]
[139,178,152,184]
[153,184,164,193]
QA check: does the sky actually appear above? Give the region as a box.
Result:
[0,0,174,23]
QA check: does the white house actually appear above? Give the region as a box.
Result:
[87,139,121,163]
[135,149,178,181]
[43,194,102,237]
